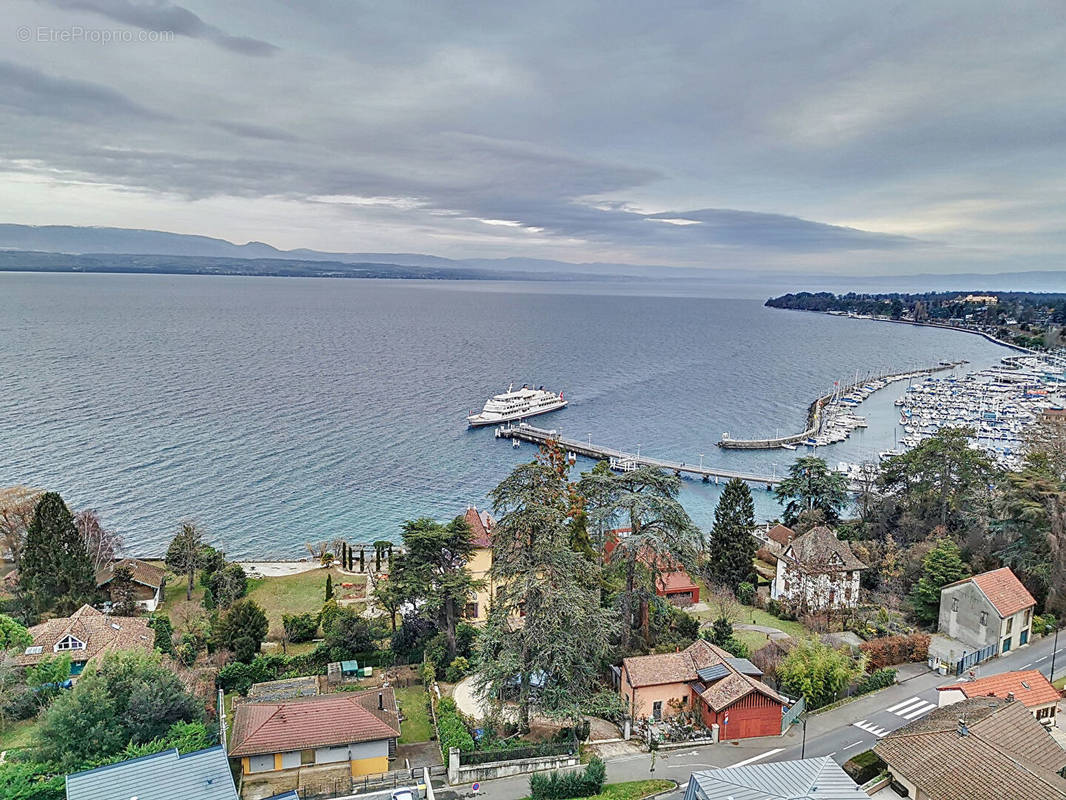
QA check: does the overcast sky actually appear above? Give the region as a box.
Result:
[3,1,1065,273]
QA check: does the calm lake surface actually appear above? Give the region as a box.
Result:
[0,273,1009,557]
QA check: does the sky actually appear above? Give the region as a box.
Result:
[2,0,1065,274]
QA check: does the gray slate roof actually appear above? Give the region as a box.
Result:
[66,746,238,800]
[687,757,865,800]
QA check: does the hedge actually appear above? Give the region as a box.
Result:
[529,756,605,800]
[843,750,886,785]
[858,634,930,670]
[436,696,475,767]
[854,668,896,696]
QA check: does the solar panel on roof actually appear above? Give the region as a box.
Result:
[696,664,729,683]
[726,657,763,676]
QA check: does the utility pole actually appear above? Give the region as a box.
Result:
[800,711,808,758]
[1051,626,1061,684]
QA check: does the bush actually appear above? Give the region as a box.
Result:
[737,581,755,606]
[436,697,474,766]
[582,690,627,724]
[529,756,605,800]
[1033,613,1058,637]
[444,656,470,683]
[858,634,930,670]
[283,613,319,643]
[854,668,897,696]
[843,749,886,785]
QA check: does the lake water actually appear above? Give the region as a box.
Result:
[0,273,1009,557]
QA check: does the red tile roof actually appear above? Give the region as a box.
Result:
[939,670,1061,708]
[15,604,154,667]
[657,570,698,595]
[766,524,794,546]
[946,567,1036,618]
[464,507,494,548]
[96,558,165,590]
[228,690,401,757]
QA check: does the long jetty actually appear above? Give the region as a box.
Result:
[717,360,967,450]
[495,424,782,489]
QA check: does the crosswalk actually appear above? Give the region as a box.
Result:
[851,696,938,739]
[886,696,938,720]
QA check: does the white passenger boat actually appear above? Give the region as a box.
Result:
[467,384,567,426]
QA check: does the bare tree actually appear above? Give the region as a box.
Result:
[74,509,123,574]
[0,486,43,567]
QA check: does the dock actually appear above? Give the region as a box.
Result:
[495,424,782,489]
[717,360,968,450]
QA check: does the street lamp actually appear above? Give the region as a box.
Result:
[699,453,705,470]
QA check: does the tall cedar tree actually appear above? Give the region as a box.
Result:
[774,456,849,527]
[392,516,482,661]
[110,564,140,616]
[216,598,269,663]
[578,463,699,649]
[165,521,205,601]
[477,443,617,730]
[19,492,95,616]
[704,478,757,592]
[909,538,969,625]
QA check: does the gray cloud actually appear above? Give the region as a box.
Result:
[41,0,278,55]
[0,60,168,121]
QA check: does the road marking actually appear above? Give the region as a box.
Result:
[843,740,864,750]
[1022,663,1033,669]
[890,698,929,716]
[901,702,936,720]
[852,720,890,737]
[886,697,921,713]
[826,752,836,757]
[730,748,783,768]
[1036,656,1048,663]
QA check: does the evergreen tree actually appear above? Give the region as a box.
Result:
[325,573,334,601]
[148,614,174,655]
[908,538,969,626]
[215,599,269,663]
[165,522,205,601]
[703,478,757,592]
[110,564,140,616]
[774,456,849,527]
[19,492,95,616]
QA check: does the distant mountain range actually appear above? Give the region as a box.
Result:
[3,223,1066,293]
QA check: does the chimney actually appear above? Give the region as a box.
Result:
[1006,691,1015,702]
[378,692,384,710]
[957,718,969,737]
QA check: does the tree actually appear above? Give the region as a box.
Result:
[324,607,378,658]
[0,486,43,567]
[774,457,849,527]
[908,538,969,626]
[18,492,96,616]
[215,599,268,663]
[700,616,750,658]
[877,427,998,537]
[26,654,73,711]
[36,650,203,770]
[148,614,174,655]
[166,521,205,601]
[110,564,140,616]
[0,614,31,651]
[208,563,247,609]
[373,574,404,632]
[390,516,483,660]
[703,478,756,592]
[73,509,123,575]
[325,572,334,601]
[777,639,863,709]
[477,445,618,731]
[579,464,700,649]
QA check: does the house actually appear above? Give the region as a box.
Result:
[66,745,239,800]
[770,526,866,611]
[760,523,795,557]
[96,557,166,612]
[605,529,700,607]
[15,604,154,678]
[938,567,1035,655]
[874,696,1066,800]
[620,639,787,740]
[937,669,1060,726]
[228,688,400,785]
[684,757,864,800]
[463,505,495,623]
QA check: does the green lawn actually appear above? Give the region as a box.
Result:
[518,780,675,800]
[1054,676,1065,691]
[160,567,367,640]
[0,718,38,751]
[395,685,433,744]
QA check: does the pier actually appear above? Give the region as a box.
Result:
[717,360,968,450]
[495,424,782,489]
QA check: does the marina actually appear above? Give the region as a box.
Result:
[495,423,784,488]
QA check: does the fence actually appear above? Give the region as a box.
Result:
[955,645,997,676]
[781,696,806,734]
[459,740,576,766]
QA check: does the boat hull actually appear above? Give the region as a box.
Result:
[467,400,567,427]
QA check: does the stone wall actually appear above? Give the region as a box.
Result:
[447,747,580,785]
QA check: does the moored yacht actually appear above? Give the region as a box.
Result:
[467,384,567,426]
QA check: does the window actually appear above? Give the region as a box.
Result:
[1037,707,1056,720]
[844,587,852,601]
[1025,609,1032,624]
[24,645,43,655]
[300,749,315,765]
[464,602,479,619]
[1002,637,1012,653]
[1005,617,1013,634]
[951,598,959,612]
[980,611,988,626]
[652,701,663,721]
[54,635,85,652]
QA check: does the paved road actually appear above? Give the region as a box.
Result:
[447,631,1064,800]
